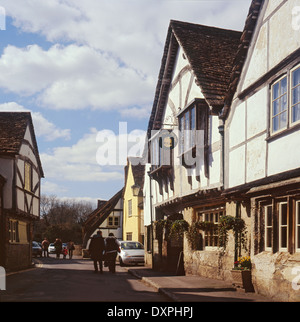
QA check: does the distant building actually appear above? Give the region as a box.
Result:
[82,188,123,250]
[0,112,44,271]
[123,157,145,244]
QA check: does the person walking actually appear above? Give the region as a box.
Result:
[105,233,120,273]
[89,230,105,273]
[54,238,62,259]
[41,237,50,258]
[67,240,75,259]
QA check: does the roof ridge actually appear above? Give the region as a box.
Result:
[170,19,242,34]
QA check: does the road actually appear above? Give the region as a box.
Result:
[0,255,168,302]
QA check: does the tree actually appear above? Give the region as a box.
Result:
[34,195,94,244]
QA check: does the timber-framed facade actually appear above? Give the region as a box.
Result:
[0,112,44,271]
[142,0,300,301]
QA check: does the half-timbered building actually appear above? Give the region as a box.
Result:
[0,112,44,271]
[222,0,300,301]
[82,188,123,253]
[144,20,242,274]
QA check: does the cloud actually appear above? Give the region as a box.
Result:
[0,102,71,141]
[0,1,250,115]
[41,125,146,183]
[0,44,154,112]
[2,0,249,73]
[40,128,123,182]
[41,181,68,195]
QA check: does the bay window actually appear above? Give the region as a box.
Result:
[178,98,208,170]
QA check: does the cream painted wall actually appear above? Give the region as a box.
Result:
[226,0,300,189]
[123,163,143,242]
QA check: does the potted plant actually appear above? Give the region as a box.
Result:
[231,256,254,292]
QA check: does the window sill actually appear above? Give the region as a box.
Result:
[266,122,300,142]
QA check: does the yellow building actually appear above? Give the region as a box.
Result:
[123,157,145,244]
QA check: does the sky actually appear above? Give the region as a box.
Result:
[0,0,251,207]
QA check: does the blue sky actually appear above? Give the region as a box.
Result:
[0,0,250,207]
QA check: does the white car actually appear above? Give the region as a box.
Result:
[48,243,56,254]
[118,241,145,266]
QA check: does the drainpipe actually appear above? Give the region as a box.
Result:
[218,119,225,188]
[147,170,154,270]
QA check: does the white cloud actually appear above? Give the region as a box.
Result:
[2,0,249,74]
[41,125,146,182]
[40,128,123,182]
[41,181,68,195]
[0,0,250,117]
[0,44,154,113]
[0,102,71,141]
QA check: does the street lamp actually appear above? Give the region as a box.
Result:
[131,184,140,197]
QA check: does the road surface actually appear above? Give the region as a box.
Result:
[0,255,168,302]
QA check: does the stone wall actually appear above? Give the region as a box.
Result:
[5,243,31,272]
[252,251,300,301]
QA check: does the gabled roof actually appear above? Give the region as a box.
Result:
[0,112,44,177]
[82,188,123,247]
[147,20,242,135]
[171,20,242,108]
[124,157,145,197]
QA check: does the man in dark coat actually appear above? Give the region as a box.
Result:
[105,233,120,273]
[89,230,105,273]
[54,238,62,259]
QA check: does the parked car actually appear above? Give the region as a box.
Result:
[117,241,145,266]
[32,241,42,257]
[48,243,56,254]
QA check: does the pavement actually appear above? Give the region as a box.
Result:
[126,266,273,302]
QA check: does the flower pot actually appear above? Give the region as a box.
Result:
[231,270,254,292]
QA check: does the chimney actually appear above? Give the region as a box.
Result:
[97,200,107,209]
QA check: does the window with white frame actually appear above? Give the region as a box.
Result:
[197,207,225,248]
[128,199,132,217]
[279,202,288,251]
[261,198,300,254]
[108,215,120,227]
[296,201,300,252]
[271,65,300,133]
[291,65,300,124]
[271,76,288,132]
[265,205,273,251]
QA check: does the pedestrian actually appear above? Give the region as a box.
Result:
[62,247,68,259]
[54,238,62,259]
[67,239,75,259]
[88,230,105,273]
[105,233,120,273]
[41,237,50,258]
